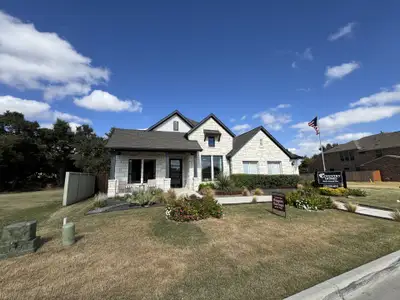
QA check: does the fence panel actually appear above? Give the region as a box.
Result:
[345,170,381,182]
[96,173,108,193]
[63,172,95,206]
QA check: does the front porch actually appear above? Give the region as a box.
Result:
[107,151,201,197]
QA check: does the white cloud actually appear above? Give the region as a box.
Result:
[240,115,247,121]
[296,88,311,92]
[74,90,142,112]
[292,106,400,133]
[0,95,91,124]
[335,132,373,141]
[0,11,109,100]
[39,123,54,129]
[253,112,291,131]
[328,22,356,41]
[276,104,291,109]
[296,48,313,61]
[68,122,82,132]
[230,118,236,122]
[350,84,400,107]
[295,139,331,156]
[291,61,297,69]
[324,61,360,87]
[40,122,82,132]
[288,148,297,153]
[232,123,251,134]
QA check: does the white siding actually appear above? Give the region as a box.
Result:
[187,117,233,180]
[153,115,191,133]
[230,131,298,175]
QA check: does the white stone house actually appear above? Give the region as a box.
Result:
[106,110,301,196]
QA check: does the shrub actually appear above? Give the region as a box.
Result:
[148,188,164,202]
[215,174,235,192]
[214,187,242,195]
[242,187,251,196]
[230,174,300,189]
[93,193,108,208]
[253,188,264,196]
[287,187,333,210]
[390,209,400,222]
[252,196,257,203]
[165,193,223,222]
[347,188,367,197]
[319,187,348,196]
[199,187,215,197]
[128,190,156,206]
[198,182,216,191]
[344,202,357,213]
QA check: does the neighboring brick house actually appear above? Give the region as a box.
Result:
[106,110,301,196]
[309,132,400,180]
[360,155,400,181]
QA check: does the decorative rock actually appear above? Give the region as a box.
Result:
[1,220,37,242]
[62,222,75,246]
[0,237,41,260]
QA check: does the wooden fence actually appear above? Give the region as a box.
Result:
[345,170,381,182]
[96,173,109,193]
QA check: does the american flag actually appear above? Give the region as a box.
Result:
[308,116,320,135]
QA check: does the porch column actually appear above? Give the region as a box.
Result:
[165,152,169,178]
[193,152,198,177]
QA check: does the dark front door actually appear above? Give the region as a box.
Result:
[169,159,182,188]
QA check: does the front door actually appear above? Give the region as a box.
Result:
[169,159,183,188]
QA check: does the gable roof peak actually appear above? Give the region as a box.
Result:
[147,109,197,131]
[185,113,235,138]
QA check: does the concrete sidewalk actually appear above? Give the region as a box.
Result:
[334,201,394,220]
[216,195,272,204]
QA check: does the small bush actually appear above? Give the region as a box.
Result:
[93,193,108,208]
[165,193,223,222]
[253,188,264,196]
[242,187,251,196]
[344,202,357,213]
[287,187,333,210]
[390,209,400,222]
[198,182,216,191]
[215,174,235,192]
[230,174,300,189]
[319,187,348,196]
[128,190,156,206]
[347,188,367,197]
[252,196,257,203]
[286,190,301,206]
[199,187,215,197]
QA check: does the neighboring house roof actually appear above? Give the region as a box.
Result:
[226,126,300,159]
[360,155,400,166]
[325,131,400,154]
[106,128,202,151]
[186,113,236,138]
[147,110,198,131]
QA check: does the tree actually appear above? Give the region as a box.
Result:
[299,156,312,174]
[71,125,110,174]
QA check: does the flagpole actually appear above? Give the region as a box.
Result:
[317,116,326,171]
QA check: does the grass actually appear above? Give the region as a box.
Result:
[348,181,400,189]
[335,188,400,210]
[344,202,357,213]
[1,192,400,299]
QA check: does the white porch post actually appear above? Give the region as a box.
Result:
[140,159,144,184]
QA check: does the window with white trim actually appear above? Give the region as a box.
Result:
[201,155,223,181]
[173,121,179,131]
[243,161,259,174]
[268,161,282,175]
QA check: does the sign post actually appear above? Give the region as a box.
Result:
[271,192,286,218]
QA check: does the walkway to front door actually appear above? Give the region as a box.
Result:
[169,159,182,188]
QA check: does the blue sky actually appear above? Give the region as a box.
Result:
[1,0,400,155]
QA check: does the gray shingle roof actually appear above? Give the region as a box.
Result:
[325,131,400,154]
[106,128,202,151]
[226,126,300,159]
[360,155,400,166]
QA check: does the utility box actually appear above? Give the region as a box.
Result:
[0,220,40,260]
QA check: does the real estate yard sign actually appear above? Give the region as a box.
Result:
[271,192,286,218]
[317,171,345,188]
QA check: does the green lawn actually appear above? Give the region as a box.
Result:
[1,191,400,300]
[335,188,400,210]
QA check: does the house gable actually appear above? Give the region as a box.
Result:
[230,129,296,174]
[147,110,196,133]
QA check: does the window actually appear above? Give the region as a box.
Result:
[349,151,355,161]
[208,136,215,147]
[173,121,179,131]
[213,156,223,178]
[340,151,353,161]
[260,139,263,147]
[128,159,141,183]
[268,161,282,175]
[201,156,212,181]
[143,160,156,182]
[356,167,361,171]
[243,161,258,174]
[344,167,350,171]
[376,149,383,158]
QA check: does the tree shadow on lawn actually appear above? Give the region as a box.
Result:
[152,217,208,247]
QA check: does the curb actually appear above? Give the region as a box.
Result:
[284,250,400,300]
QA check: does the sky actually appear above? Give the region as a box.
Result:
[1,0,400,156]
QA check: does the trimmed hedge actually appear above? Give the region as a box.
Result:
[230,174,300,189]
